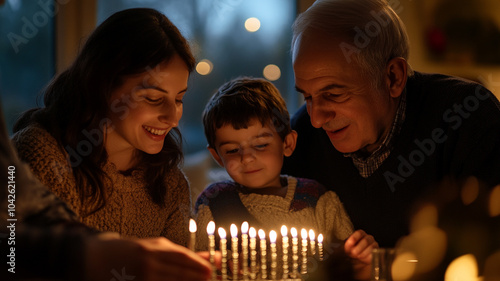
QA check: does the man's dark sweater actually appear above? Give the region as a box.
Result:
[282,71,500,247]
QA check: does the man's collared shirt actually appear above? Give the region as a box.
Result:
[344,92,407,178]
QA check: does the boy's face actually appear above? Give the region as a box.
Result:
[208,118,297,190]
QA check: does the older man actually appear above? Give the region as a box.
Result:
[283,0,500,247]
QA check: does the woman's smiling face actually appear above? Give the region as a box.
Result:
[106,54,189,156]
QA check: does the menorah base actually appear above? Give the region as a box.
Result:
[223,276,304,281]
[217,275,304,281]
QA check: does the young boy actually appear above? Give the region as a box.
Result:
[195,77,377,279]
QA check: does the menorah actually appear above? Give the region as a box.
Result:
[189,219,324,281]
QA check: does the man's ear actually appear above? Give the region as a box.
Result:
[385,57,408,98]
[207,146,224,167]
[283,130,298,157]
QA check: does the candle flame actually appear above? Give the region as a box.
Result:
[281,225,288,237]
[218,227,226,239]
[318,234,323,243]
[270,230,277,243]
[309,229,315,241]
[207,221,215,235]
[241,221,249,234]
[258,229,266,239]
[301,228,308,239]
[249,227,256,238]
[290,227,298,238]
[189,219,197,233]
[230,224,238,238]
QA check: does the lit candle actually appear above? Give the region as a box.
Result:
[241,222,249,280]
[258,229,267,280]
[318,233,324,261]
[309,229,316,257]
[249,227,257,280]
[188,219,197,251]
[281,225,289,279]
[218,227,228,281]
[270,230,277,280]
[230,224,239,280]
[207,221,216,281]
[300,228,308,275]
[290,227,299,278]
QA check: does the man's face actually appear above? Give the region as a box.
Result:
[292,30,396,154]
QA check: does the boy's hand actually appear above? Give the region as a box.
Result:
[344,229,379,280]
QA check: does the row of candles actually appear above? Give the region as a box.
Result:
[189,219,324,280]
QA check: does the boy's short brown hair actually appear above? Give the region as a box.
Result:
[202,77,292,149]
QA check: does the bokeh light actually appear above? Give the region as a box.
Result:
[461,176,479,205]
[397,226,447,275]
[410,203,438,232]
[196,59,213,75]
[392,251,418,281]
[483,251,500,279]
[263,64,281,81]
[489,185,500,217]
[245,17,261,32]
[444,254,478,281]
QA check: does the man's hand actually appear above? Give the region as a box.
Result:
[344,229,379,280]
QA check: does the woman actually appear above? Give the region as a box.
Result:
[13,8,195,246]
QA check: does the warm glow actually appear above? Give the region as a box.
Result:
[396,226,447,275]
[461,176,479,205]
[290,227,297,238]
[230,224,238,238]
[258,229,266,240]
[309,229,315,241]
[270,230,277,243]
[317,234,323,243]
[195,59,213,75]
[218,227,226,239]
[392,251,418,281]
[489,185,500,217]
[241,221,249,234]
[301,228,308,240]
[189,219,197,233]
[444,254,479,281]
[410,204,438,232]
[484,251,500,279]
[263,64,281,81]
[207,221,215,235]
[281,225,288,237]
[244,17,260,32]
[249,227,256,238]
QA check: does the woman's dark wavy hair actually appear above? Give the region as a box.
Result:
[14,8,195,216]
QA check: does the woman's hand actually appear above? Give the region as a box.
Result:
[85,235,212,281]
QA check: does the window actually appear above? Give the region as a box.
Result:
[0,0,55,135]
[98,0,298,154]
[0,0,298,155]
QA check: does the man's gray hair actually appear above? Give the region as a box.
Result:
[292,0,413,89]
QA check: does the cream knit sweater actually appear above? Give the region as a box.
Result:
[195,176,353,251]
[13,125,191,246]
